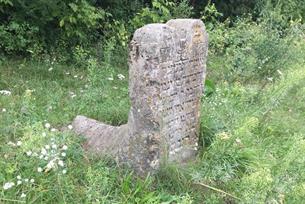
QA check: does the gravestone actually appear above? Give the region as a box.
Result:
[73,19,208,175]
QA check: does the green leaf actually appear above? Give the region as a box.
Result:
[69,3,78,12]
[204,79,216,96]
[59,19,64,27]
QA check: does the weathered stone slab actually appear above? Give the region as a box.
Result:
[73,19,208,175]
[72,116,129,157]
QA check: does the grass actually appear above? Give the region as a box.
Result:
[1,34,305,203]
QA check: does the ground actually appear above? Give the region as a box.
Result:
[1,58,305,203]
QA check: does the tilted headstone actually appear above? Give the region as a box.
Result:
[73,19,208,175]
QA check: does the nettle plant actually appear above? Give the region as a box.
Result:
[0,123,76,201]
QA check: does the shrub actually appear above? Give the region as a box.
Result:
[207,16,302,83]
[131,0,193,29]
[0,0,108,55]
[0,22,42,55]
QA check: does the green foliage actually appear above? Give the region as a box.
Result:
[204,79,216,96]
[0,22,41,55]
[198,63,305,202]
[258,0,305,25]
[58,0,108,40]
[131,0,193,29]
[72,45,91,68]
[0,0,108,55]
[201,1,223,27]
[207,16,303,83]
[170,0,193,19]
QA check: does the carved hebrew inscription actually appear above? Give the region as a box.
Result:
[159,54,204,161]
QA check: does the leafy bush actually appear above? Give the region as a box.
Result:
[0,22,41,55]
[0,0,108,55]
[131,0,193,29]
[258,0,305,25]
[207,16,302,83]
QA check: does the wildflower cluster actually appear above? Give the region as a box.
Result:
[107,73,125,81]
[0,90,11,96]
[117,74,125,80]
[3,175,35,198]
[27,139,68,174]
[2,122,72,200]
[204,87,228,112]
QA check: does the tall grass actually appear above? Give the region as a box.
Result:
[0,18,305,203]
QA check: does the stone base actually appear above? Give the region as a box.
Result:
[72,115,198,170]
[72,115,129,158]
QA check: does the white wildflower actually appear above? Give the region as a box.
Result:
[61,152,66,157]
[62,169,67,174]
[2,108,6,112]
[16,141,22,146]
[7,141,16,146]
[3,182,14,190]
[20,193,26,198]
[51,128,57,132]
[69,91,77,98]
[107,77,114,81]
[117,74,125,80]
[48,67,53,71]
[26,151,32,156]
[42,132,47,137]
[41,148,47,155]
[17,175,21,180]
[74,75,78,78]
[267,77,273,82]
[24,179,29,182]
[0,90,11,96]
[68,125,73,130]
[30,179,34,183]
[46,159,56,170]
[52,144,57,149]
[44,156,49,160]
[62,145,68,150]
[58,160,64,167]
[277,69,283,76]
[17,180,22,185]
[25,89,34,95]
[45,145,50,150]
[45,123,51,129]
[37,167,43,172]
